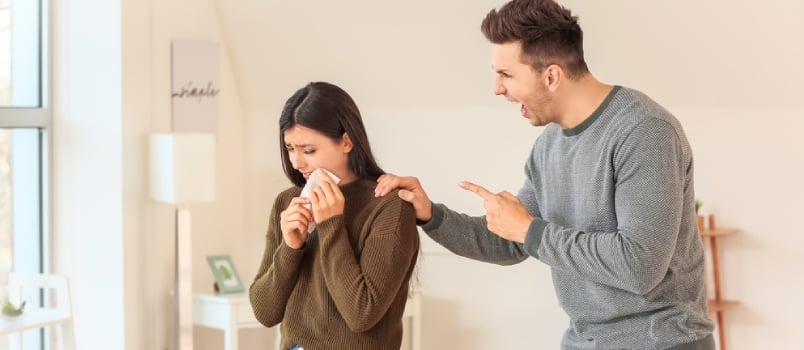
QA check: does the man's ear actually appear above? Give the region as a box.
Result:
[544,64,562,92]
[341,133,353,153]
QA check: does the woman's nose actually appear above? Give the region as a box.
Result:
[290,152,303,169]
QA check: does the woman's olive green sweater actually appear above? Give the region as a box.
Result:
[250,179,419,350]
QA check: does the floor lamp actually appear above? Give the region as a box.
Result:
[149,133,216,350]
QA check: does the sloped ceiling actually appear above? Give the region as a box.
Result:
[212,0,503,114]
[214,0,804,114]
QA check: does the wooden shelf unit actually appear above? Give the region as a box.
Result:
[700,228,738,237]
[699,218,738,350]
[707,299,739,313]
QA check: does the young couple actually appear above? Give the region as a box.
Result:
[250,1,714,349]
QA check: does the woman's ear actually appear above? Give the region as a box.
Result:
[341,133,353,153]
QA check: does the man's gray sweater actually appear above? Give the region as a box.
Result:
[420,86,715,349]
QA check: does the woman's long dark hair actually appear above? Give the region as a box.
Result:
[279,82,385,187]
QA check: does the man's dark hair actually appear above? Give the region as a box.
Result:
[481,0,589,79]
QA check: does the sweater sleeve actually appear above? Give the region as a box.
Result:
[420,203,529,266]
[316,196,419,332]
[249,191,307,327]
[525,118,688,295]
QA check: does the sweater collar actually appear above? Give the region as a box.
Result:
[561,85,621,137]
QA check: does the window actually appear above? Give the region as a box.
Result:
[1,0,41,108]
[0,0,48,348]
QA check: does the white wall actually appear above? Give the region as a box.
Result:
[52,0,261,349]
[215,0,804,349]
[52,0,125,348]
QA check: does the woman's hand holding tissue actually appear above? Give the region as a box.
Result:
[280,197,313,249]
[309,170,345,224]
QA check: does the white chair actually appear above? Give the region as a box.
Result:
[1,273,75,350]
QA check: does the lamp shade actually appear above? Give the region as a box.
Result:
[149,133,216,204]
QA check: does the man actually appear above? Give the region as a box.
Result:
[374,0,715,349]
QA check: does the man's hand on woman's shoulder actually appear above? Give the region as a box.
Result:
[375,174,433,222]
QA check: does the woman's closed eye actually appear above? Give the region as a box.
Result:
[285,146,316,155]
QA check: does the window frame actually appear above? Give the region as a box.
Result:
[0,0,51,259]
[0,108,49,127]
[0,0,50,127]
[0,0,51,348]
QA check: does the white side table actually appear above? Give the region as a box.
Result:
[193,291,421,350]
[193,293,269,350]
[404,290,422,350]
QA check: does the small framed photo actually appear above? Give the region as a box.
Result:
[206,254,245,294]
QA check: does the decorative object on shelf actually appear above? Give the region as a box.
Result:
[206,255,245,294]
[149,133,217,350]
[1,273,75,349]
[698,212,739,350]
[1,299,26,317]
[695,199,705,232]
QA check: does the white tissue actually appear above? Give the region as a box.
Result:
[299,168,341,232]
[300,168,342,207]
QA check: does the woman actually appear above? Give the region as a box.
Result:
[249,81,419,350]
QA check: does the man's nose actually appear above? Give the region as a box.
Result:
[493,76,506,95]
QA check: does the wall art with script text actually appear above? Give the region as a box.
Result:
[171,39,220,134]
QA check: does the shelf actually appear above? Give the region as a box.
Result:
[707,299,739,312]
[700,228,738,237]
[698,215,739,350]
[0,307,71,336]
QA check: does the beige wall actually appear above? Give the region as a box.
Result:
[51,0,804,349]
[221,0,804,349]
[571,2,804,347]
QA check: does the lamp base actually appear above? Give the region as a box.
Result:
[176,208,193,350]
